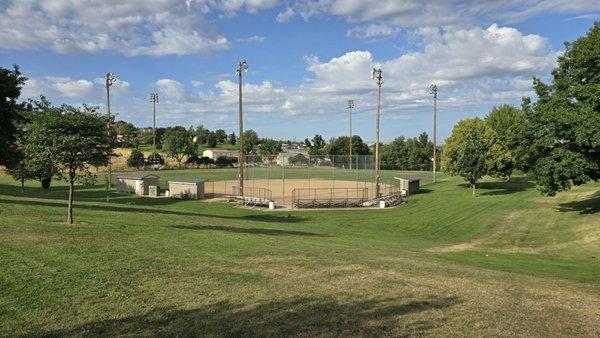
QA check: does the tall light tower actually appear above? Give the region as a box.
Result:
[429,84,437,183]
[105,72,116,202]
[347,99,354,170]
[236,61,248,197]
[150,92,159,163]
[372,68,383,198]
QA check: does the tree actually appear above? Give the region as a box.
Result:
[308,134,326,155]
[0,65,27,167]
[194,124,210,144]
[198,156,214,168]
[115,121,137,146]
[442,118,510,196]
[206,132,218,148]
[214,129,227,143]
[525,23,600,195]
[163,126,194,168]
[485,104,524,179]
[325,135,369,167]
[228,132,237,145]
[242,129,259,154]
[127,149,145,169]
[26,104,114,224]
[258,139,282,162]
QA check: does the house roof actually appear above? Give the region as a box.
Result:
[204,148,231,152]
[168,179,207,184]
[116,173,160,180]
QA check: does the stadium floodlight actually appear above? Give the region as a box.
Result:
[150,93,159,165]
[105,72,117,202]
[236,61,248,197]
[347,100,354,169]
[429,84,438,183]
[372,67,383,198]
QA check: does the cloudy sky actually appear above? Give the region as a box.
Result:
[1,0,599,142]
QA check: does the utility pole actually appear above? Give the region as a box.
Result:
[150,93,159,164]
[372,68,382,198]
[347,99,354,170]
[429,84,437,183]
[236,61,248,197]
[105,72,116,202]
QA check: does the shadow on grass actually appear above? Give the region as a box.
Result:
[0,183,185,207]
[0,198,306,224]
[556,191,600,215]
[39,296,459,337]
[174,224,328,237]
[458,177,535,196]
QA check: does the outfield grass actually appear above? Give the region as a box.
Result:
[0,171,599,336]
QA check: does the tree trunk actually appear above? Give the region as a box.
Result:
[67,172,75,224]
[472,183,476,197]
[21,179,24,192]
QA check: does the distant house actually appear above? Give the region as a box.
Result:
[203,148,232,159]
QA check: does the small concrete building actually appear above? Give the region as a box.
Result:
[394,177,421,196]
[202,148,232,160]
[168,179,206,199]
[116,173,160,196]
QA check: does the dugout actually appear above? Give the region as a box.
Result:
[168,179,206,199]
[116,173,160,196]
[394,177,420,196]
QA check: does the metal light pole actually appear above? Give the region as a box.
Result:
[372,68,383,198]
[105,72,116,202]
[429,84,437,183]
[236,61,248,197]
[347,100,354,170]
[150,93,159,163]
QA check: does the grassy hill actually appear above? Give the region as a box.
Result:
[0,172,598,336]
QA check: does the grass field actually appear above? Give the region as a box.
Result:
[0,170,599,336]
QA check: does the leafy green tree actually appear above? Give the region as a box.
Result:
[242,129,259,154]
[198,156,214,167]
[127,149,145,169]
[442,118,509,196]
[325,135,369,167]
[526,23,600,195]
[0,65,27,167]
[258,139,282,162]
[228,132,236,145]
[214,129,227,143]
[115,121,137,146]
[26,104,114,224]
[194,124,210,144]
[308,134,326,155]
[485,104,525,178]
[163,127,194,168]
[206,132,218,148]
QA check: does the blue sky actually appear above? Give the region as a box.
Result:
[1,1,599,143]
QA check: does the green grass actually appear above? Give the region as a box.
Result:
[0,171,599,336]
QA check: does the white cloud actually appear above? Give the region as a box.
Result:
[276,7,295,22]
[49,77,95,98]
[215,0,282,14]
[288,0,599,27]
[347,24,400,39]
[191,81,205,87]
[154,79,189,102]
[0,0,234,56]
[237,35,267,43]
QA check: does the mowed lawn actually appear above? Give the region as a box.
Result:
[0,170,599,336]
